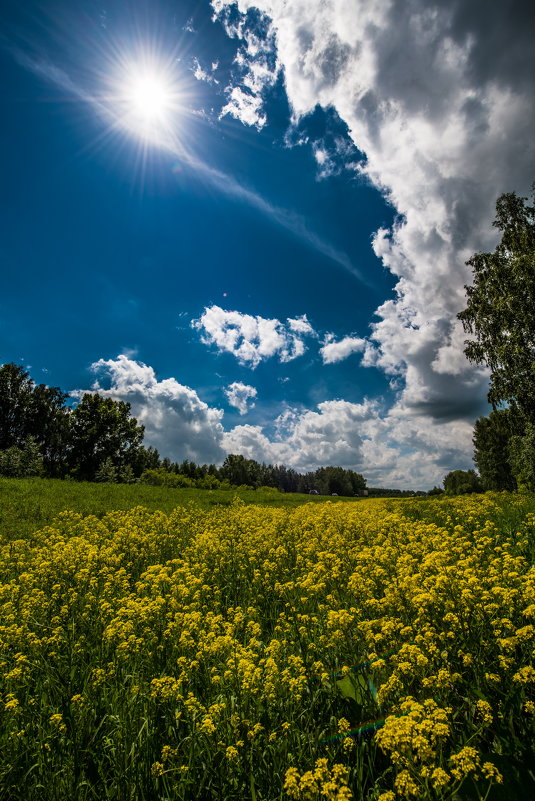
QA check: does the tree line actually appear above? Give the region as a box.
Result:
[444,184,534,494]
[0,364,368,495]
[141,455,367,496]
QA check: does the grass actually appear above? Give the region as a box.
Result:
[0,477,362,542]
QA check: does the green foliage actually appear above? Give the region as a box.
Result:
[458,186,535,418]
[443,469,483,495]
[120,464,136,484]
[68,393,144,481]
[140,468,195,488]
[473,408,518,491]
[0,363,69,475]
[0,436,44,478]
[0,363,35,449]
[313,465,366,496]
[94,457,119,483]
[509,422,535,491]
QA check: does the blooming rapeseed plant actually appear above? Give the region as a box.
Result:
[0,493,532,799]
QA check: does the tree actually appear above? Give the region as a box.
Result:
[509,423,535,492]
[443,469,483,495]
[0,364,36,449]
[458,187,535,419]
[68,393,144,481]
[26,383,70,476]
[0,363,69,475]
[473,409,517,491]
[0,436,44,478]
[95,457,118,483]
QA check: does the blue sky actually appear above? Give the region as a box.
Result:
[1,0,534,488]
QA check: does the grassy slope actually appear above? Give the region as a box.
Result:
[0,477,363,541]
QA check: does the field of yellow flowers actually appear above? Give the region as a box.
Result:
[1,493,534,800]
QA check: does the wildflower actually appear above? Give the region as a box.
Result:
[450,746,480,780]
[430,768,450,789]
[394,770,419,798]
[284,767,300,798]
[481,762,503,783]
[513,666,535,683]
[4,695,20,712]
[475,699,493,724]
[161,745,177,762]
[48,713,67,733]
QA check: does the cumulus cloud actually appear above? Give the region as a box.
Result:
[320,335,366,364]
[225,381,258,414]
[77,355,475,488]
[222,398,475,488]
[192,305,316,367]
[84,355,226,464]
[212,0,535,425]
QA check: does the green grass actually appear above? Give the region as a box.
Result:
[0,477,362,541]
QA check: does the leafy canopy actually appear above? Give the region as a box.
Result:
[458,187,535,418]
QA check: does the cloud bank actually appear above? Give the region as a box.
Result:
[79,356,475,488]
[212,0,534,425]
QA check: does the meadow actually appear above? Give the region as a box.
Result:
[0,484,534,800]
[0,478,360,542]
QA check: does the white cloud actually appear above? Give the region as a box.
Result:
[222,398,475,488]
[83,355,226,464]
[212,0,534,426]
[192,305,316,367]
[216,4,279,128]
[191,57,219,85]
[76,355,475,488]
[320,335,366,364]
[225,381,258,414]
[220,85,266,127]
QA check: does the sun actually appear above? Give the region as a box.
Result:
[112,57,183,146]
[126,71,173,122]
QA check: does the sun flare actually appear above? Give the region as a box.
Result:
[112,57,183,145]
[127,72,172,121]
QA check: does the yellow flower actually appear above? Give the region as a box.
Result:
[430,768,450,789]
[475,699,493,724]
[513,665,535,683]
[481,762,503,783]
